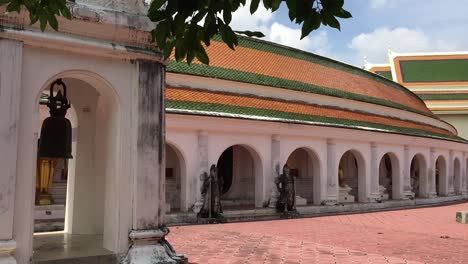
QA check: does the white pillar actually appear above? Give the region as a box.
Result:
[325,139,338,204]
[125,61,184,263]
[463,152,467,194]
[268,135,281,207]
[428,148,437,197]
[402,145,413,199]
[0,39,22,264]
[369,143,381,202]
[449,150,455,195]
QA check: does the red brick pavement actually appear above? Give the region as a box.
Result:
[168,202,468,264]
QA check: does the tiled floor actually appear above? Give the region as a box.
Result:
[168,202,468,264]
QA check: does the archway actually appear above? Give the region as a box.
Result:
[285,148,320,205]
[216,145,260,210]
[378,153,399,200]
[31,74,121,261]
[410,154,427,198]
[165,143,186,213]
[454,158,461,194]
[34,102,78,233]
[435,156,447,196]
[338,150,364,203]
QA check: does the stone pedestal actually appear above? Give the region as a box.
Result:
[125,229,186,264]
[338,186,355,204]
[378,185,389,201]
[456,211,468,224]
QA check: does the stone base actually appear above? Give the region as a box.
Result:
[0,240,16,264]
[295,196,307,206]
[339,194,355,204]
[427,192,438,198]
[368,193,382,203]
[124,228,187,264]
[456,211,468,224]
[403,191,415,200]
[0,256,16,264]
[321,199,338,206]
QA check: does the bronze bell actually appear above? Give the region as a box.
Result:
[38,79,73,159]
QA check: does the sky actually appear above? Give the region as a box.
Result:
[229,0,468,67]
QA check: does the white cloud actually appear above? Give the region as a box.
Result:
[370,0,389,9]
[230,1,274,33]
[269,23,330,55]
[230,1,331,55]
[348,27,466,64]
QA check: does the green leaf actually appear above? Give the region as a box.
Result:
[301,12,321,39]
[271,0,281,11]
[61,6,72,20]
[250,0,260,14]
[223,9,232,24]
[39,14,47,31]
[335,8,352,18]
[195,45,209,65]
[150,0,167,10]
[286,0,296,21]
[6,0,20,12]
[322,12,341,30]
[48,14,59,31]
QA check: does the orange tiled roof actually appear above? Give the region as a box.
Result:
[166,87,461,142]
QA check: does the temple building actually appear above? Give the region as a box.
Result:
[1,1,468,263]
[366,51,468,139]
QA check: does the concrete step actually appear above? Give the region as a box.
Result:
[34,254,118,264]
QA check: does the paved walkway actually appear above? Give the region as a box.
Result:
[168,202,468,264]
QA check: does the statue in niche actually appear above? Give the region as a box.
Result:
[275,164,296,213]
[197,164,223,219]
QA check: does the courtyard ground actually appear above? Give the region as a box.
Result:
[168,202,468,264]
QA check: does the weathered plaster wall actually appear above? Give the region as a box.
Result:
[0,39,22,244]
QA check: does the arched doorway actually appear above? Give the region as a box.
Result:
[30,74,121,261]
[410,154,427,198]
[454,158,461,194]
[165,144,185,213]
[338,150,364,203]
[378,153,398,200]
[216,145,260,210]
[435,156,447,196]
[285,148,320,205]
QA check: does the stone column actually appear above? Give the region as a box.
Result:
[463,152,467,194]
[402,145,413,199]
[325,139,338,205]
[369,143,381,202]
[193,130,208,212]
[125,61,184,264]
[268,135,281,208]
[449,150,455,195]
[428,148,437,198]
[0,39,22,264]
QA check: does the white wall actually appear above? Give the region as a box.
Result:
[12,46,136,263]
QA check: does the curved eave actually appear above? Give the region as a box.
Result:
[166,108,467,144]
